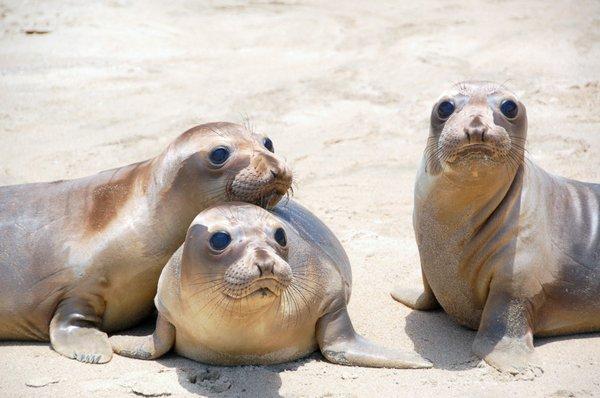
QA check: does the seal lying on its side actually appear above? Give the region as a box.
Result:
[391,81,600,374]
[0,122,292,363]
[111,201,431,368]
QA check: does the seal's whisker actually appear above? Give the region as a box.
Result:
[189,281,229,298]
[289,282,322,302]
[188,277,226,287]
[289,283,312,312]
[283,191,291,206]
[289,288,302,326]
[282,285,301,326]
[188,274,224,283]
[294,273,322,287]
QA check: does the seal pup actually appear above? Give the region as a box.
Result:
[391,81,600,374]
[0,122,292,363]
[110,201,432,369]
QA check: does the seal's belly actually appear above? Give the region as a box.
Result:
[536,300,600,336]
[0,239,74,340]
[534,257,600,336]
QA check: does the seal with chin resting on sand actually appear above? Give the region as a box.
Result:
[110,201,432,369]
[391,81,600,374]
[0,122,292,364]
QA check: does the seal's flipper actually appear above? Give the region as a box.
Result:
[316,306,432,369]
[49,297,112,364]
[390,271,440,310]
[472,286,537,375]
[110,314,175,360]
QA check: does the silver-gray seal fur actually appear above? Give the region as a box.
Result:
[392,81,600,375]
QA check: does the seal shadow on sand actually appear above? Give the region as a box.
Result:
[404,309,600,371]
[404,309,478,371]
[0,340,49,351]
[155,353,317,398]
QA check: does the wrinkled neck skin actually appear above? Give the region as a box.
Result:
[416,145,523,234]
[140,147,232,257]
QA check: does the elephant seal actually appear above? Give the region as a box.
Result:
[391,81,600,374]
[110,201,431,369]
[0,122,292,363]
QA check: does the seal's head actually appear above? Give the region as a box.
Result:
[425,81,527,177]
[180,203,296,317]
[162,122,292,209]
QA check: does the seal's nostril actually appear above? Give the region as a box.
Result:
[256,261,274,276]
[464,126,487,143]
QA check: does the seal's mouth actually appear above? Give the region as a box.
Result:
[260,182,292,207]
[262,194,283,209]
[227,170,293,209]
[447,143,499,163]
[223,277,290,299]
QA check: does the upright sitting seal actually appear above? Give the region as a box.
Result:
[391,81,600,374]
[110,201,431,369]
[0,122,292,363]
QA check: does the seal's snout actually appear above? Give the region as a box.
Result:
[271,164,293,195]
[438,110,510,166]
[464,116,488,143]
[229,152,293,208]
[251,247,293,288]
[223,246,292,299]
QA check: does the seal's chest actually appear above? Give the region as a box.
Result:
[175,317,319,365]
[420,237,484,330]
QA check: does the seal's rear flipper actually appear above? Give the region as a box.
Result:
[110,314,175,360]
[49,297,112,364]
[390,271,440,311]
[316,305,432,369]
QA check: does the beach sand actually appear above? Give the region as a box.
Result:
[1,0,599,396]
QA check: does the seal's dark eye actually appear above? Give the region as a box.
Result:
[263,137,274,153]
[437,101,455,119]
[500,99,518,119]
[209,231,231,251]
[209,147,230,166]
[274,227,287,247]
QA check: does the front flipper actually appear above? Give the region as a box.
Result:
[49,297,112,364]
[390,270,440,311]
[110,314,175,360]
[472,285,539,375]
[316,304,432,369]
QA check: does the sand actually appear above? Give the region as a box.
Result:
[1,0,600,397]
